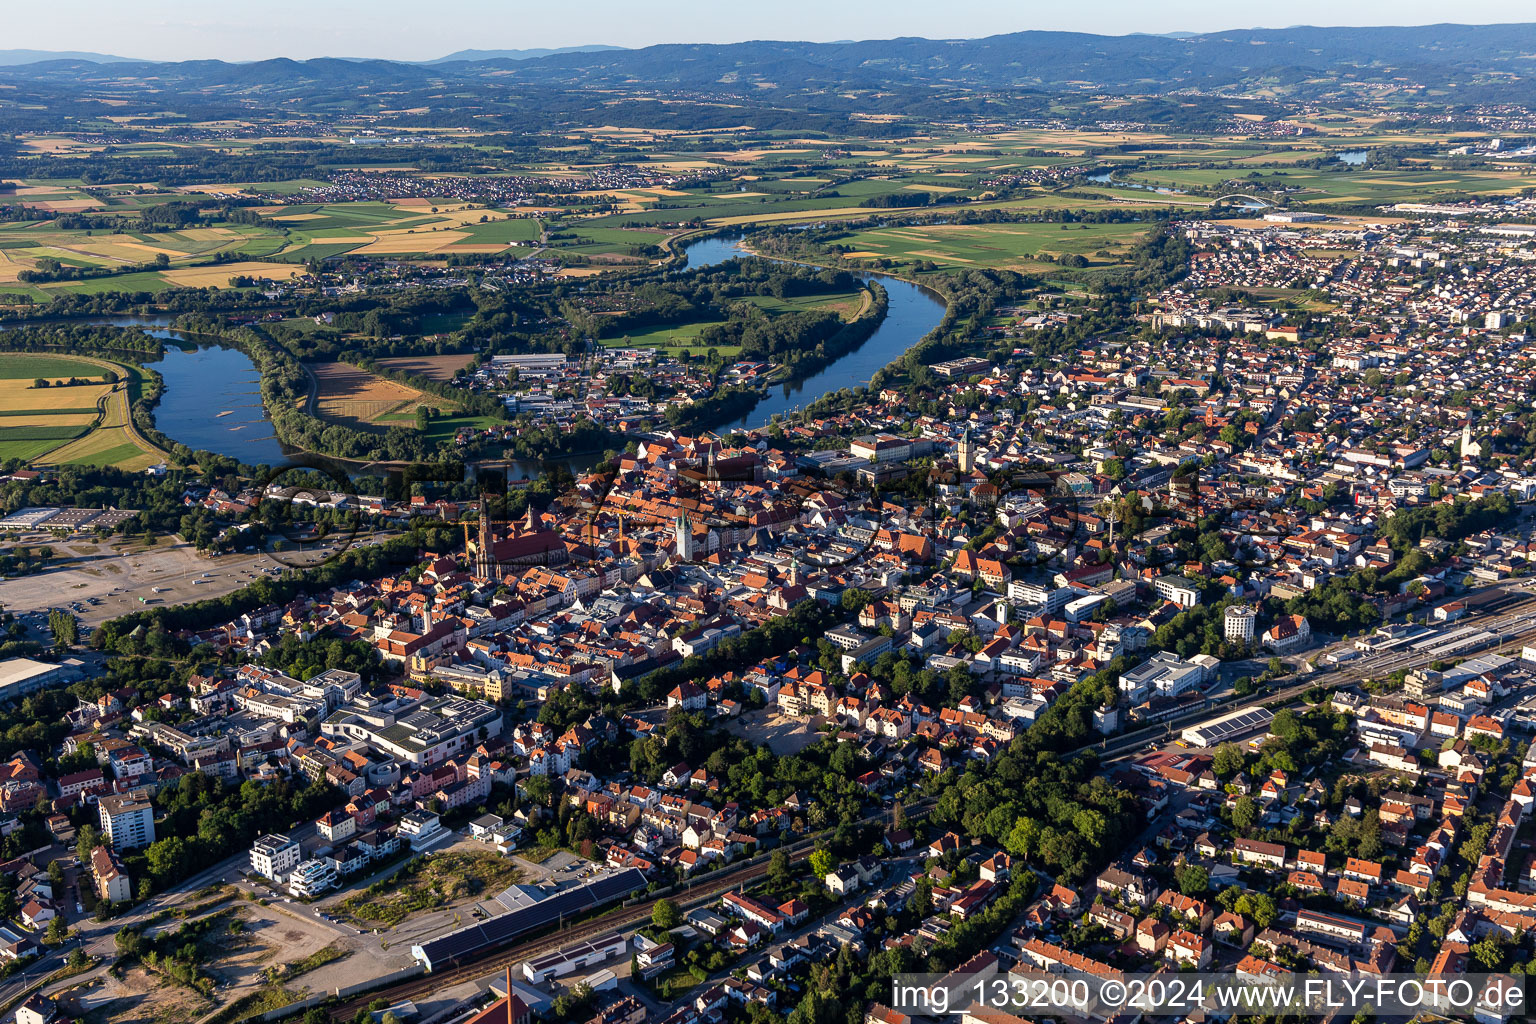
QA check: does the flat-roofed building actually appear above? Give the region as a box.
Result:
[99,793,154,851]
[250,834,301,883]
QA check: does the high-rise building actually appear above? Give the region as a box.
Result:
[1224,605,1257,643]
[474,494,495,579]
[675,511,695,562]
[99,793,155,850]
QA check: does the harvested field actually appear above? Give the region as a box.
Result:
[351,232,468,254]
[160,262,306,288]
[375,354,474,381]
[308,361,436,429]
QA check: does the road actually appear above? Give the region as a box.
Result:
[73,822,322,959]
[1096,587,1536,762]
[320,586,1536,1017]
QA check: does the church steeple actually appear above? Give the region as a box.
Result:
[675,509,695,562]
[475,494,494,580]
[957,426,975,474]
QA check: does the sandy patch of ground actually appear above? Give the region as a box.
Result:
[375,354,473,381]
[38,200,103,212]
[724,708,826,756]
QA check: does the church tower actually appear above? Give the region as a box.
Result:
[1461,422,1483,460]
[475,495,494,580]
[957,426,975,474]
[675,510,695,562]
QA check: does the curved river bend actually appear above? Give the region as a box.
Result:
[0,315,283,465]
[0,242,945,468]
[678,236,947,430]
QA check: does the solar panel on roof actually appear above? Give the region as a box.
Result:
[413,869,647,970]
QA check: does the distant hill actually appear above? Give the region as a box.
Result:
[0,48,136,66]
[4,24,1536,120]
[424,45,625,64]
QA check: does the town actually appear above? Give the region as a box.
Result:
[7,11,1536,1024]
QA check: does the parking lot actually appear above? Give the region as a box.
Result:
[0,539,291,623]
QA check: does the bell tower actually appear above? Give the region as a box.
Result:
[957,426,975,474]
[675,510,695,562]
[475,494,494,580]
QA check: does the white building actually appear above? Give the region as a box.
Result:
[1152,576,1200,609]
[289,859,337,898]
[321,694,501,767]
[99,793,155,851]
[250,834,301,883]
[399,810,447,851]
[1224,605,1256,643]
[1118,651,1217,702]
[0,657,85,702]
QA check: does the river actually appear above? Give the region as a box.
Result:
[0,243,946,472]
[678,236,947,430]
[141,330,287,466]
[0,315,285,465]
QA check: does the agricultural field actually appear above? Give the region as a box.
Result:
[0,217,287,300]
[38,359,167,471]
[0,352,156,466]
[1119,165,1534,205]
[830,221,1151,273]
[268,201,542,261]
[0,352,166,469]
[305,361,439,430]
[0,126,1527,307]
[374,353,475,381]
[543,223,671,262]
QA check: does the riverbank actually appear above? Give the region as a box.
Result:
[678,236,949,430]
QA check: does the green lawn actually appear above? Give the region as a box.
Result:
[54,440,145,467]
[418,414,506,446]
[0,353,108,379]
[0,438,70,462]
[270,241,366,262]
[833,220,1149,271]
[37,271,172,296]
[599,321,740,359]
[458,217,542,244]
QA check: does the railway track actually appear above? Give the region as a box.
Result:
[329,590,1536,1020]
[326,851,786,1020]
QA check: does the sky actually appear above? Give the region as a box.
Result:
[10,0,1536,62]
